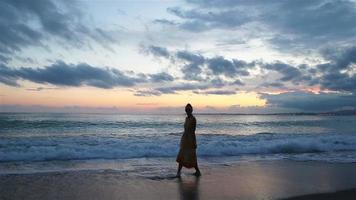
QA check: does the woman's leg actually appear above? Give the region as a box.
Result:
[176,163,183,177]
[194,163,201,176]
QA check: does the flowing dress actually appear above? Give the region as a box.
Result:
[176,116,197,168]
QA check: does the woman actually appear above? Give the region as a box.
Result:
[176,103,201,177]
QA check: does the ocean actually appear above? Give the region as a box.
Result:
[1,113,356,175]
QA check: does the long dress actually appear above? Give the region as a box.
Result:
[176,116,197,168]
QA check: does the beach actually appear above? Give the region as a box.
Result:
[1,160,356,200]
[2,0,356,199]
[1,113,356,199]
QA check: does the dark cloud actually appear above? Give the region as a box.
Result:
[161,0,356,50]
[0,64,20,86]
[0,0,117,62]
[209,78,226,88]
[143,44,356,97]
[180,62,203,80]
[153,19,178,26]
[0,61,148,88]
[186,0,285,8]
[156,83,210,94]
[26,87,60,91]
[257,45,356,93]
[176,50,205,80]
[262,91,356,112]
[262,62,303,82]
[207,56,250,77]
[144,45,251,83]
[145,45,171,59]
[317,46,356,93]
[320,72,356,93]
[231,79,244,86]
[136,77,231,96]
[0,54,10,63]
[149,72,174,82]
[134,89,162,97]
[167,6,250,32]
[133,83,209,96]
[321,46,356,71]
[9,0,79,40]
[264,1,356,41]
[260,82,285,89]
[176,50,205,64]
[193,89,236,95]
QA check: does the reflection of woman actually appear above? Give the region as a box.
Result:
[176,103,201,177]
[179,177,200,200]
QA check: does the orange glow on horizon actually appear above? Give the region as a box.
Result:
[0,81,266,111]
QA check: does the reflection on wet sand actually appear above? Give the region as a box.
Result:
[178,177,200,200]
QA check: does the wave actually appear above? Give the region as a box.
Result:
[2,115,350,131]
[0,133,356,162]
[0,119,181,130]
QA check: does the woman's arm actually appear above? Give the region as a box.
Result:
[192,117,197,149]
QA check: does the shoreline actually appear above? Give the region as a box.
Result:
[283,188,356,200]
[1,160,356,200]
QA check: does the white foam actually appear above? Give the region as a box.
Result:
[1,133,356,163]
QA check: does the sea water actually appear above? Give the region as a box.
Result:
[0,113,355,174]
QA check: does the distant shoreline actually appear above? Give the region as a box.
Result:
[282,188,356,200]
[1,110,356,115]
[196,110,356,116]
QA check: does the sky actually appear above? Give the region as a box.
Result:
[1,0,356,113]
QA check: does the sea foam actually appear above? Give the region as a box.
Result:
[0,133,355,162]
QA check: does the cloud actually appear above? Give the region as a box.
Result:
[207,56,250,77]
[143,43,356,96]
[264,1,356,42]
[153,19,178,26]
[176,50,205,64]
[0,61,154,88]
[0,64,21,86]
[156,83,210,94]
[167,6,251,32]
[140,42,356,99]
[320,46,356,71]
[135,77,231,96]
[0,0,117,62]
[193,89,236,95]
[320,72,356,93]
[144,45,171,59]
[316,46,356,93]
[149,72,174,82]
[144,45,253,83]
[260,62,315,85]
[176,50,205,80]
[160,0,356,51]
[262,91,356,112]
[260,82,285,89]
[134,89,163,97]
[257,45,356,93]
[26,87,60,91]
[231,79,244,86]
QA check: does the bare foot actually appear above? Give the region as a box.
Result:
[176,172,181,178]
[193,171,201,177]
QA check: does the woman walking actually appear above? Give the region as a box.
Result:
[176,103,201,177]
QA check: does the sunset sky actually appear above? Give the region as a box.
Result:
[1,0,356,113]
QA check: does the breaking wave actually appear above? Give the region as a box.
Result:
[1,133,355,162]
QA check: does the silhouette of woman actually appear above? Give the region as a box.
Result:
[176,103,201,177]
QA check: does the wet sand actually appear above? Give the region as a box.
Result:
[1,160,356,200]
[283,188,356,200]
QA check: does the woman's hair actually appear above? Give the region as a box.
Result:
[186,103,193,112]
